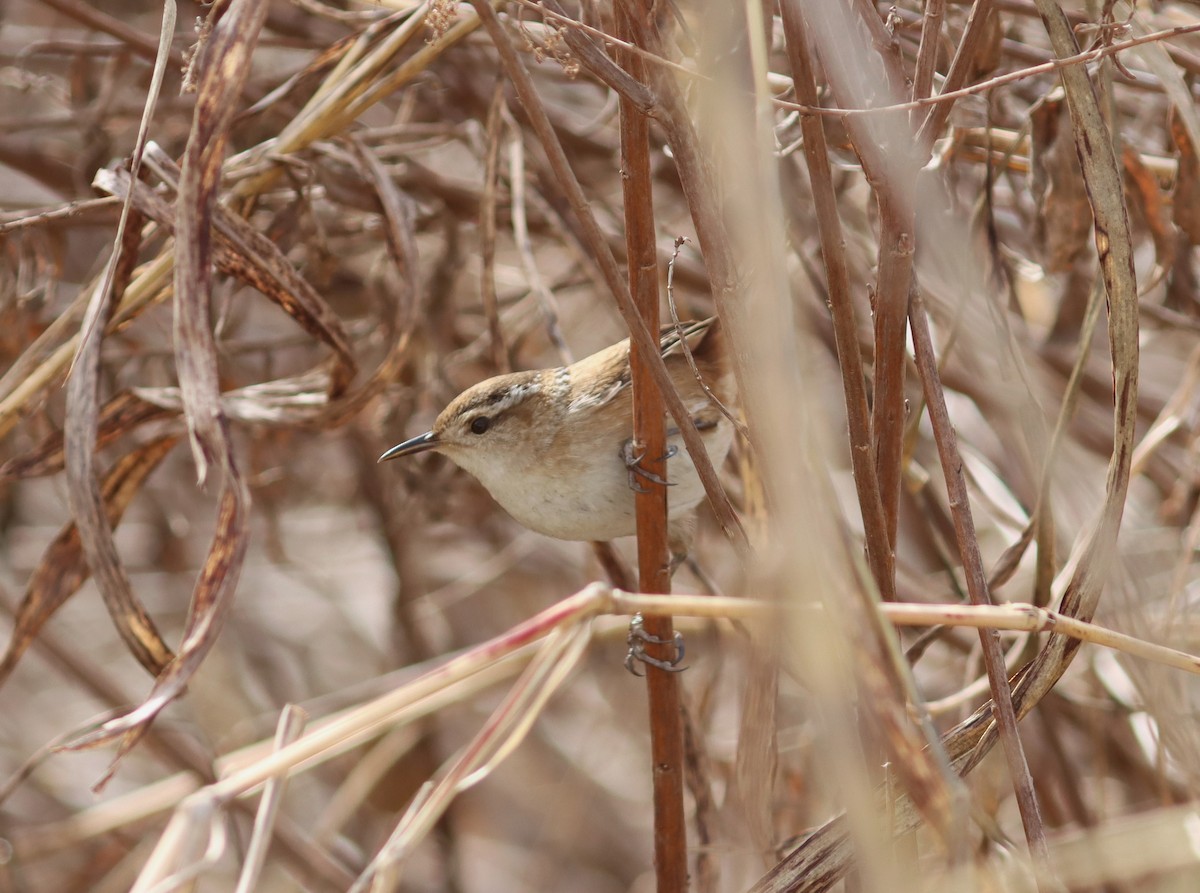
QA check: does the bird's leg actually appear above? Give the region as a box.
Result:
[624,613,687,675]
[621,439,678,492]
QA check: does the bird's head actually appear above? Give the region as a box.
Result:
[378,370,557,480]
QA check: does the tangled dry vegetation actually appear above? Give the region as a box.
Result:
[3,0,1200,890]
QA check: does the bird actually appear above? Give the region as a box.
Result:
[379,316,736,563]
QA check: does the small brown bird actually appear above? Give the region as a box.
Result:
[379,317,735,560]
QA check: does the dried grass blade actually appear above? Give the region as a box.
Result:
[61,0,270,785]
[71,1,174,360]
[347,136,419,330]
[355,621,593,891]
[233,706,308,893]
[61,0,177,680]
[0,436,179,689]
[229,6,434,199]
[1,391,174,481]
[100,157,358,396]
[175,0,275,479]
[479,81,512,372]
[237,17,404,121]
[1001,0,1141,720]
[337,6,491,131]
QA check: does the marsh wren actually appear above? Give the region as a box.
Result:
[379,317,735,559]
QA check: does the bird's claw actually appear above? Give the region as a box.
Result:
[621,441,678,493]
[624,613,687,676]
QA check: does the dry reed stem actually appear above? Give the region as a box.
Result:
[781,6,894,602]
[618,5,688,890]
[21,586,1200,869]
[780,0,970,853]
[910,286,1050,869]
[233,705,308,893]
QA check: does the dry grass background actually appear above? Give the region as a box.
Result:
[1,0,1200,891]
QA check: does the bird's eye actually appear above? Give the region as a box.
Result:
[470,416,491,435]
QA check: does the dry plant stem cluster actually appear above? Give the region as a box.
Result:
[777,0,1006,865]
[752,2,1138,890]
[791,3,1048,850]
[2,0,1199,890]
[47,586,1200,890]
[63,0,269,782]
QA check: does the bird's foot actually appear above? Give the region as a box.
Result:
[621,441,678,493]
[624,613,687,676]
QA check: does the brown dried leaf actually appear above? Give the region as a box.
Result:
[135,370,335,425]
[968,0,1141,769]
[63,484,249,776]
[1170,109,1200,245]
[0,436,179,689]
[60,1,177,678]
[96,159,358,397]
[0,391,175,481]
[166,0,264,671]
[1030,89,1092,272]
[65,224,173,682]
[67,0,269,786]
[238,22,381,120]
[1122,144,1176,270]
[51,0,179,689]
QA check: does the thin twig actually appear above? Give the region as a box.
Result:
[915,0,997,150]
[773,22,1200,119]
[908,283,1051,875]
[664,237,748,439]
[479,79,512,373]
[911,0,945,115]
[504,106,573,364]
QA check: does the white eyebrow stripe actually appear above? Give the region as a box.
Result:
[470,381,542,417]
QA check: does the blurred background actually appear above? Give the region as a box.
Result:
[1,0,1200,890]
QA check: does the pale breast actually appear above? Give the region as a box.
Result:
[459,416,734,543]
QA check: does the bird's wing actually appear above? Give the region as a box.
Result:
[565,318,717,414]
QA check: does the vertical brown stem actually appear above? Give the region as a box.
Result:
[870,197,913,555]
[908,285,1051,874]
[911,0,945,111]
[833,0,917,563]
[618,3,688,889]
[914,0,997,151]
[779,5,894,601]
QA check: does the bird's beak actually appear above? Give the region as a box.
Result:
[378,431,439,462]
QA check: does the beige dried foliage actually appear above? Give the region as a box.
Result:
[1,1,1200,892]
